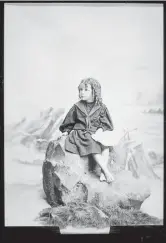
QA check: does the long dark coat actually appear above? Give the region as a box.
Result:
[59,100,114,156]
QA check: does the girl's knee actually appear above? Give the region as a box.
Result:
[92,153,100,158]
[102,148,109,156]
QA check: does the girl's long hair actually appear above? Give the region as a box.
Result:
[78,77,102,105]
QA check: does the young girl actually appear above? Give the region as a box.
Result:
[59,78,114,183]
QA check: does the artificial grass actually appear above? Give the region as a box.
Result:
[37,200,162,229]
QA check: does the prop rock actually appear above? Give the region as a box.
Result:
[42,136,151,209]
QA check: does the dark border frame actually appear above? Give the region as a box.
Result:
[1,1,165,242]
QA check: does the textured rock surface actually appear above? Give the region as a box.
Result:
[42,136,151,209]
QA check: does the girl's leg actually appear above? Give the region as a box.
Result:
[101,148,114,182]
[100,148,109,181]
[92,148,114,183]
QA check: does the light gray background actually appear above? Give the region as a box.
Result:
[5,3,163,124]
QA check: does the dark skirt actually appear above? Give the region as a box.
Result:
[65,130,108,156]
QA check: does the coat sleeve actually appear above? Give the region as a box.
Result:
[59,105,76,133]
[99,105,114,131]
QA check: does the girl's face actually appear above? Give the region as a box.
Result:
[79,83,94,102]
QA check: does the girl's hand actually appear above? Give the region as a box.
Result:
[62,132,68,136]
[97,128,103,133]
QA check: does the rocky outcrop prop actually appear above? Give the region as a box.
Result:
[42,136,151,210]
